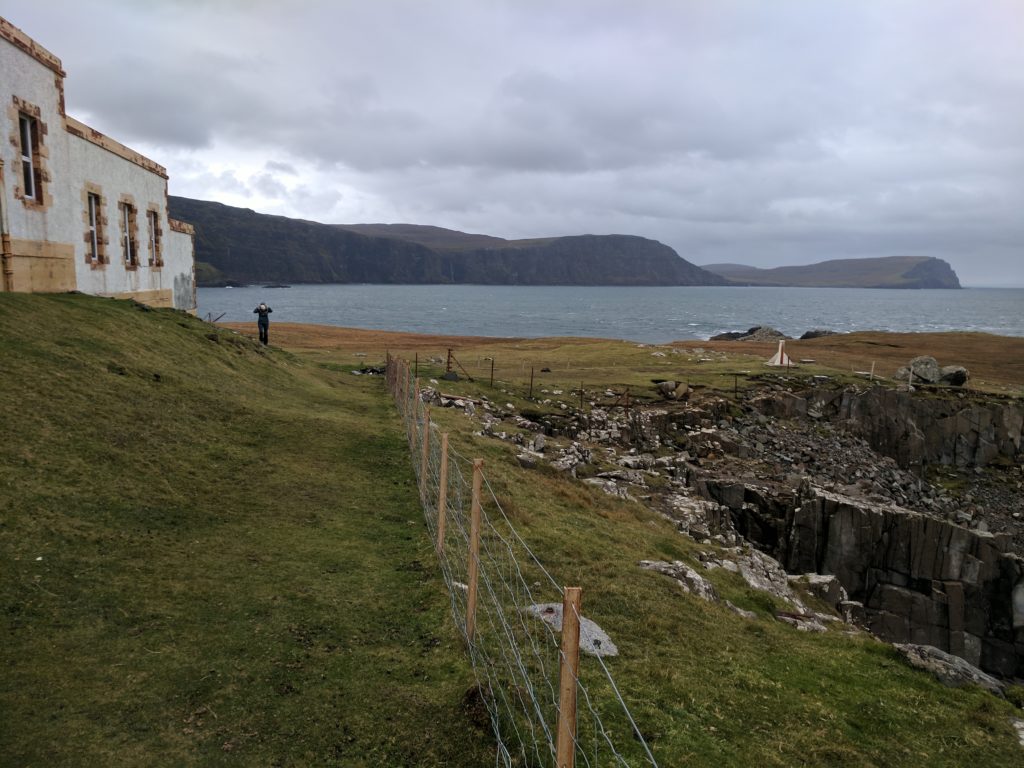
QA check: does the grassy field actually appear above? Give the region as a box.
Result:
[232,322,1024,398]
[0,294,493,766]
[3,295,1022,766]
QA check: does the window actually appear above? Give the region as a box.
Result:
[87,193,103,263]
[147,209,162,266]
[19,113,40,201]
[120,202,138,266]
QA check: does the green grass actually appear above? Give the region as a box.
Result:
[0,294,493,766]
[2,294,1021,767]
[423,395,1024,767]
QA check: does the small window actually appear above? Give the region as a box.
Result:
[87,193,103,263]
[19,113,40,201]
[147,209,162,266]
[120,202,138,266]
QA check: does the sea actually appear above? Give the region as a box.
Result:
[197,285,1024,345]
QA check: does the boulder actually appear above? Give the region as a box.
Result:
[800,328,837,340]
[742,326,789,342]
[939,365,969,387]
[524,603,619,657]
[515,452,540,469]
[640,560,717,601]
[789,573,848,610]
[656,380,678,397]
[894,644,1005,696]
[895,356,941,384]
[710,326,790,342]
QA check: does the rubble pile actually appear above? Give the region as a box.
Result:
[436,373,1024,678]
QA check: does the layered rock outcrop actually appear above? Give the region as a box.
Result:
[786,487,1024,676]
[761,387,1023,470]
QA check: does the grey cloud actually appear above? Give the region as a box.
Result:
[251,172,287,199]
[264,161,297,175]
[5,0,1021,284]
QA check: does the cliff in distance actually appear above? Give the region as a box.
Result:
[168,197,727,287]
[702,256,962,288]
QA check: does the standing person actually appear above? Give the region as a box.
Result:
[254,302,272,345]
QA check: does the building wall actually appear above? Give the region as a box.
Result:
[0,16,196,311]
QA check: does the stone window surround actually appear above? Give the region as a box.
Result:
[80,182,108,267]
[146,204,163,268]
[7,96,52,210]
[117,195,139,270]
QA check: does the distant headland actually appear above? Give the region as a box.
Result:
[170,197,961,289]
[702,256,961,289]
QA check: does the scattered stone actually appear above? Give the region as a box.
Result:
[788,573,848,610]
[516,452,541,469]
[775,611,827,633]
[725,600,758,620]
[524,603,619,657]
[1012,719,1024,748]
[583,478,631,499]
[894,644,1005,696]
[640,560,717,601]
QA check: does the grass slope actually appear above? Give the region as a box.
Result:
[3,296,1022,767]
[420,397,1024,767]
[0,294,493,766]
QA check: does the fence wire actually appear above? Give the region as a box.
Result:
[385,355,658,767]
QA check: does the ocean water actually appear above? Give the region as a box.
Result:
[197,285,1024,345]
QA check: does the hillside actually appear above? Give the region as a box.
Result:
[335,222,512,251]
[703,256,962,288]
[3,296,1023,764]
[169,196,728,287]
[0,294,495,766]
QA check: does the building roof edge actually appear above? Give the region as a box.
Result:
[0,16,64,77]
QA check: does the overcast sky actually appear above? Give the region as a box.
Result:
[7,0,1023,286]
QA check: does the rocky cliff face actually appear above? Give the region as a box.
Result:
[419,368,1024,678]
[788,387,1023,470]
[697,387,1024,676]
[169,196,727,286]
[786,487,1023,676]
[449,234,726,285]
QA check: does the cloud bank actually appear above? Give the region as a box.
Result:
[8,0,1023,285]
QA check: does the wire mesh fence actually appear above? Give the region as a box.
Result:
[386,354,658,768]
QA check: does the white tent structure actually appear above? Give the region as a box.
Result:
[765,340,796,367]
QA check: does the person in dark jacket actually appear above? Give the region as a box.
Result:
[254,302,272,345]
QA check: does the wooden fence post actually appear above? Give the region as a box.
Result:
[420,406,431,498]
[436,433,449,553]
[556,587,583,768]
[466,458,484,643]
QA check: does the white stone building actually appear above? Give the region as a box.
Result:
[0,16,195,311]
